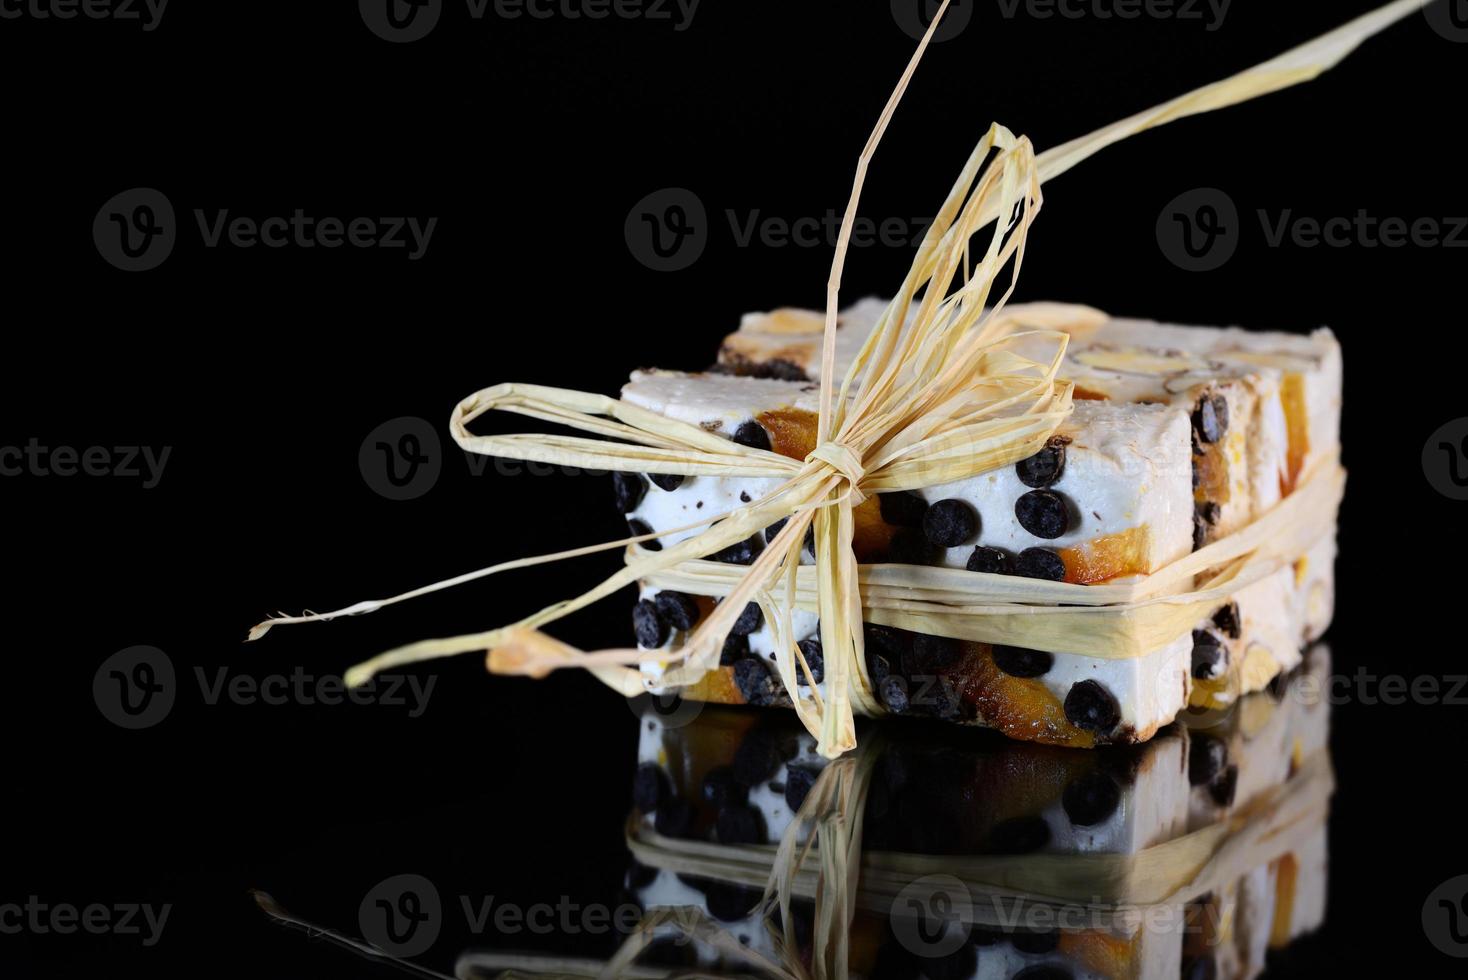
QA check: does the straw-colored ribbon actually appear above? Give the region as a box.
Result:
[249,0,1422,759]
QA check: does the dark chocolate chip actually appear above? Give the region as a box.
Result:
[739,491,751,502]
[1209,765,1239,807]
[992,645,1054,679]
[1062,770,1121,826]
[1188,734,1228,787]
[702,766,748,809]
[965,546,1013,574]
[711,534,762,565]
[878,490,929,528]
[865,652,892,689]
[765,516,815,555]
[924,498,979,548]
[969,926,1002,946]
[704,883,762,923]
[1212,601,1241,639]
[627,518,661,550]
[732,731,782,786]
[878,674,911,713]
[785,765,819,812]
[907,633,961,675]
[1192,512,1208,551]
[625,860,658,891]
[1012,965,1071,980]
[1011,928,1061,955]
[1064,680,1120,734]
[1191,629,1227,680]
[654,591,700,631]
[886,526,936,565]
[633,762,669,813]
[1016,437,1068,488]
[922,943,977,980]
[796,637,825,685]
[648,473,684,492]
[1015,489,1070,539]
[612,472,645,513]
[716,804,766,844]
[732,420,772,451]
[733,657,779,707]
[1192,394,1230,444]
[643,936,698,968]
[1182,956,1218,980]
[633,599,669,648]
[720,632,750,665]
[1014,547,1066,581]
[731,601,764,636]
[653,797,694,838]
[988,815,1051,854]
[1196,500,1221,526]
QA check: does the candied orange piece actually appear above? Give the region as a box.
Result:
[964,648,1095,748]
[1280,373,1310,496]
[1059,931,1138,977]
[1058,526,1152,584]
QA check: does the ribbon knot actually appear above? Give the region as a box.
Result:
[806,441,868,503]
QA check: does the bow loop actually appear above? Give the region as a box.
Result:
[806,441,869,505]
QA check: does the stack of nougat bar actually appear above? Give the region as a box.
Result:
[626,646,1333,980]
[617,299,1341,747]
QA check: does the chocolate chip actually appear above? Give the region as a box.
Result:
[653,797,694,838]
[1062,770,1121,826]
[612,472,645,513]
[878,490,929,528]
[716,804,766,844]
[785,765,819,812]
[970,926,1002,946]
[907,634,961,675]
[1191,629,1227,680]
[701,766,748,808]
[992,645,1053,678]
[1192,394,1229,444]
[633,763,669,813]
[1064,680,1120,733]
[1011,929,1061,955]
[1212,601,1241,639]
[731,732,783,789]
[1012,963,1069,979]
[924,498,979,547]
[627,518,661,550]
[633,599,668,648]
[625,861,658,891]
[988,815,1051,854]
[711,534,762,565]
[720,632,750,665]
[1192,512,1207,551]
[733,420,772,451]
[1014,547,1066,581]
[733,657,779,706]
[796,637,824,685]
[1196,500,1221,527]
[923,943,977,980]
[764,516,815,555]
[965,546,1012,574]
[1015,489,1070,539]
[654,591,700,631]
[739,491,751,503]
[648,473,684,491]
[705,883,763,923]
[731,602,763,636]
[886,526,935,565]
[1016,437,1067,488]
[1188,733,1228,786]
[1209,765,1239,807]
[878,674,911,713]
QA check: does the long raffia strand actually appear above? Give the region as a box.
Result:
[250,0,1418,758]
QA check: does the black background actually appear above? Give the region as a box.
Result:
[2,0,1464,976]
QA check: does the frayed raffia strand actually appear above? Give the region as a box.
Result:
[250,0,1418,759]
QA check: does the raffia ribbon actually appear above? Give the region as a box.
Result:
[250,0,1421,759]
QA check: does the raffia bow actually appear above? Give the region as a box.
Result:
[250,0,1423,759]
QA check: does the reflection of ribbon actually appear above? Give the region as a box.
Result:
[250,0,1423,760]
